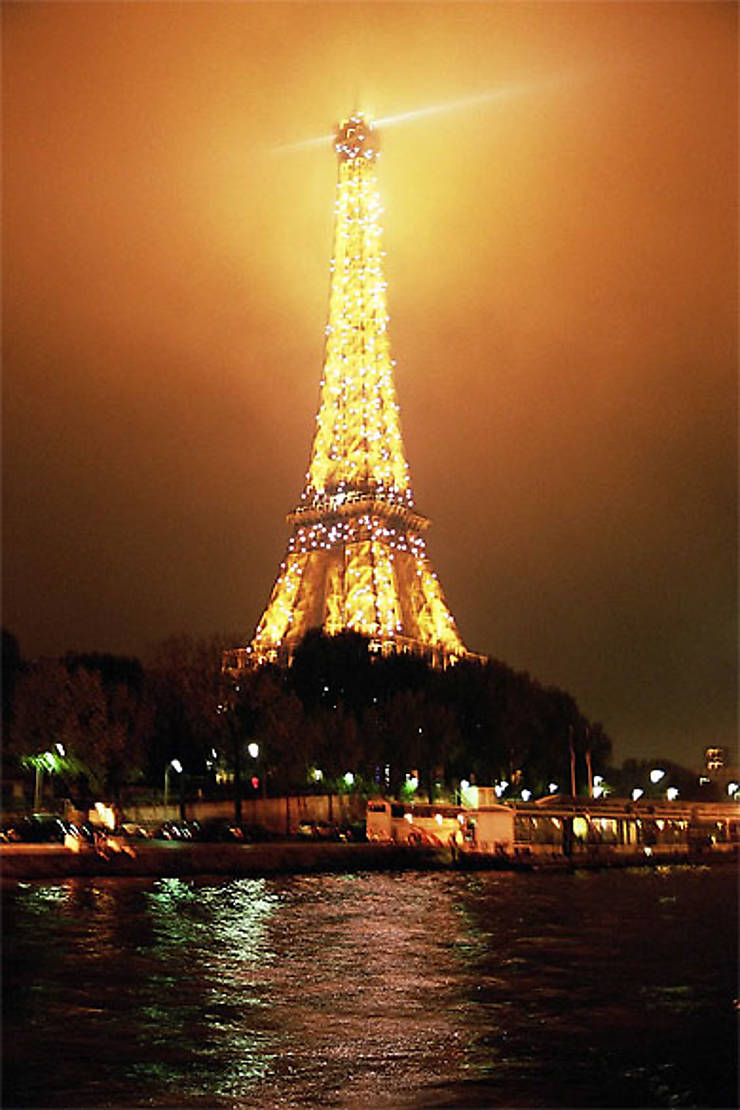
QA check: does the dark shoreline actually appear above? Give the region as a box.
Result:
[2,840,736,881]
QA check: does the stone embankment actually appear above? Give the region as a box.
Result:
[0,840,442,880]
[2,840,735,880]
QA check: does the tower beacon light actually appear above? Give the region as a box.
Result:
[224,113,483,671]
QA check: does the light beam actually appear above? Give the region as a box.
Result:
[374,85,521,129]
[271,83,524,155]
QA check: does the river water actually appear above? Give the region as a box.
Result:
[2,865,737,1109]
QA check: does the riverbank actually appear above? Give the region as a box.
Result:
[1,839,736,880]
[0,840,435,880]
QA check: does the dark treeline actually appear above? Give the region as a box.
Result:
[2,626,618,812]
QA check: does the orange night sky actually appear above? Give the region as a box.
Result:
[3,2,736,767]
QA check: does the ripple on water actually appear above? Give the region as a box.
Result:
[2,867,737,1108]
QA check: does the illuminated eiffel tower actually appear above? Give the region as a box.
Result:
[225,112,480,670]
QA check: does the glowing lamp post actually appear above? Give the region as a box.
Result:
[246,742,260,795]
[164,759,183,812]
[33,753,51,811]
[32,746,65,811]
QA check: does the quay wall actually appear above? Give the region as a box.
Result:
[0,841,437,880]
[1,840,737,882]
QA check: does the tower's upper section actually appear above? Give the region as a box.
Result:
[334,113,380,162]
[299,113,413,514]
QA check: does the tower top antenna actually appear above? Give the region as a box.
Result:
[334,112,379,162]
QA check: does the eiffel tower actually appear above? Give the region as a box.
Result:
[225,112,481,671]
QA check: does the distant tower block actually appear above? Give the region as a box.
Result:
[225,113,480,670]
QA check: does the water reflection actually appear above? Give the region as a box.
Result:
[124,877,280,1094]
[3,867,737,1108]
[245,874,475,1108]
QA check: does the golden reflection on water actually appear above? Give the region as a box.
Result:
[4,868,738,1109]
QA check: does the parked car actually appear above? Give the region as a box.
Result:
[191,818,245,843]
[241,823,281,843]
[297,820,341,840]
[4,815,69,843]
[65,822,97,845]
[116,823,150,840]
[150,821,198,841]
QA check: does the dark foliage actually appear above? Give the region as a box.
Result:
[282,632,613,798]
[3,626,621,804]
[2,628,25,738]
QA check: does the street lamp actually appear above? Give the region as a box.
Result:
[650,768,665,784]
[33,750,59,811]
[33,756,46,811]
[246,743,261,793]
[164,759,183,811]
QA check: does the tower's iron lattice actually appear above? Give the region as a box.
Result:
[224,113,481,671]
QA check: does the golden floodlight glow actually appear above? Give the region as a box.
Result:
[226,113,480,670]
